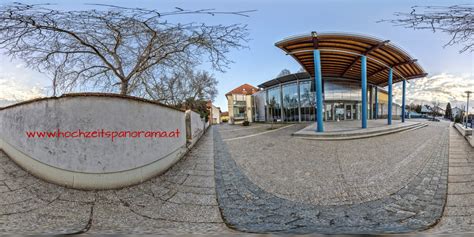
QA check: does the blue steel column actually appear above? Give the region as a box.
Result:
[402,79,406,123]
[388,68,393,125]
[314,50,324,132]
[374,87,378,119]
[361,55,367,128]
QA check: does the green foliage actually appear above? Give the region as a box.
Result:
[445,102,452,120]
[454,115,462,123]
[178,98,210,122]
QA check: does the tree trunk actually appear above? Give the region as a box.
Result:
[120,82,129,95]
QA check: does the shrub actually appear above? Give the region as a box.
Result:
[242,121,250,126]
[454,116,461,123]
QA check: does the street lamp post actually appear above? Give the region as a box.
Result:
[465,91,472,128]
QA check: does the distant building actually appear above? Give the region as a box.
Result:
[253,72,402,122]
[420,105,432,115]
[452,107,463,119]
[220,111,229,123]
[225,84,258,124]
[420,104,444,116]
[207,101,222,124]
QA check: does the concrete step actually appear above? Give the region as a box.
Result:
[295,122,428,141]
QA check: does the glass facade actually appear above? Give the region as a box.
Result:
[299,80,315,121]
[232,94,247,119]
[282,83,299,122]
[254,77,400,123]
[267,86,282,122]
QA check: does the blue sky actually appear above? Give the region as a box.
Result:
[0,0,473,110]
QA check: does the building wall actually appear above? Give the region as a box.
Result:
[254,90,267,122]
[246,94,253,122]
[253,78,401,122]
[226,93,253,124]
[0,94,209,190]
[211,105,221,124]
[226,94,234,123]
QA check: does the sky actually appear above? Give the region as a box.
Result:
[0,0,473,112]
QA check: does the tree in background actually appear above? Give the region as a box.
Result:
[0,3,251,95]
[415,104,422,114]
[384,5,474,53]
[431,101,441,120]
[268,97,276,129]
[277,69,291,77]
[297,67,307,73]
[179,98,210,122]
[445,102,453,120]
[143,67,218,107]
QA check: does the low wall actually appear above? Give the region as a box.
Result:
[0,93,207,189]
[455,123,472,137]
[186,110,207,148]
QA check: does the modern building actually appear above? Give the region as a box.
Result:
[251,32,427,130]
[253,72,403,122]
[225,84,258,124]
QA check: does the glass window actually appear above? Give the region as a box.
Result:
[299,80,315,122]
[267,86,281,122]
[282,83,299,122]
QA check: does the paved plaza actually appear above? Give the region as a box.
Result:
[0,131,231,235]
[0,121,473,234]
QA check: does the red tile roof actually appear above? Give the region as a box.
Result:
[225,84,258,96]
[221,111,229,116]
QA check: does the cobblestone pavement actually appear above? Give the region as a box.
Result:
[214,122,449,234]
[0,127,232,235]
[429,125,474,233]
[220,122,448,206]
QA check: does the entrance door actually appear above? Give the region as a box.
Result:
[345,104,352,120]
[334,103,344,121]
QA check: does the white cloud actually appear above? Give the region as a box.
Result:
[392,73,474,110]
[0,79,45,102]
[0,56,49,106]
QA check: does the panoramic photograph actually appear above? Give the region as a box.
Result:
[0,0,473,235]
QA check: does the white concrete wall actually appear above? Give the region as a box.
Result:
[0,94,202,189]
[187,110,206,148]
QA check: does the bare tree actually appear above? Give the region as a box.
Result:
[431,101,441,120]
[143,67,218,107]
[297,67,307,73]
[277,69,291,77]
[268,97,276,129]
[0,3,251,95]
[381,5,474,53]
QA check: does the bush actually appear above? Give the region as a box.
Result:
[242,121,250,126]
[454,116,462,123]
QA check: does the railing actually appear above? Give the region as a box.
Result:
[234,113,246,119]
[233,101,246,106]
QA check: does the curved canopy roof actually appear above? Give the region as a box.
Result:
[275,32,427,86]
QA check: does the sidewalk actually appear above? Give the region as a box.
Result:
[429,125,474,233]
[0,127,231,235]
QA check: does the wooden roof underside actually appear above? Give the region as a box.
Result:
[275,33,427,86]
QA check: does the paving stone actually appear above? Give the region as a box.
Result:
[0,128,227,235]
[428,125,474,233]
[449,167,473,176]
[214,122,449,234]
[447,182,474,194]
[0,185,9,193]
[168,192,218,206]
[183,176,215,188]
